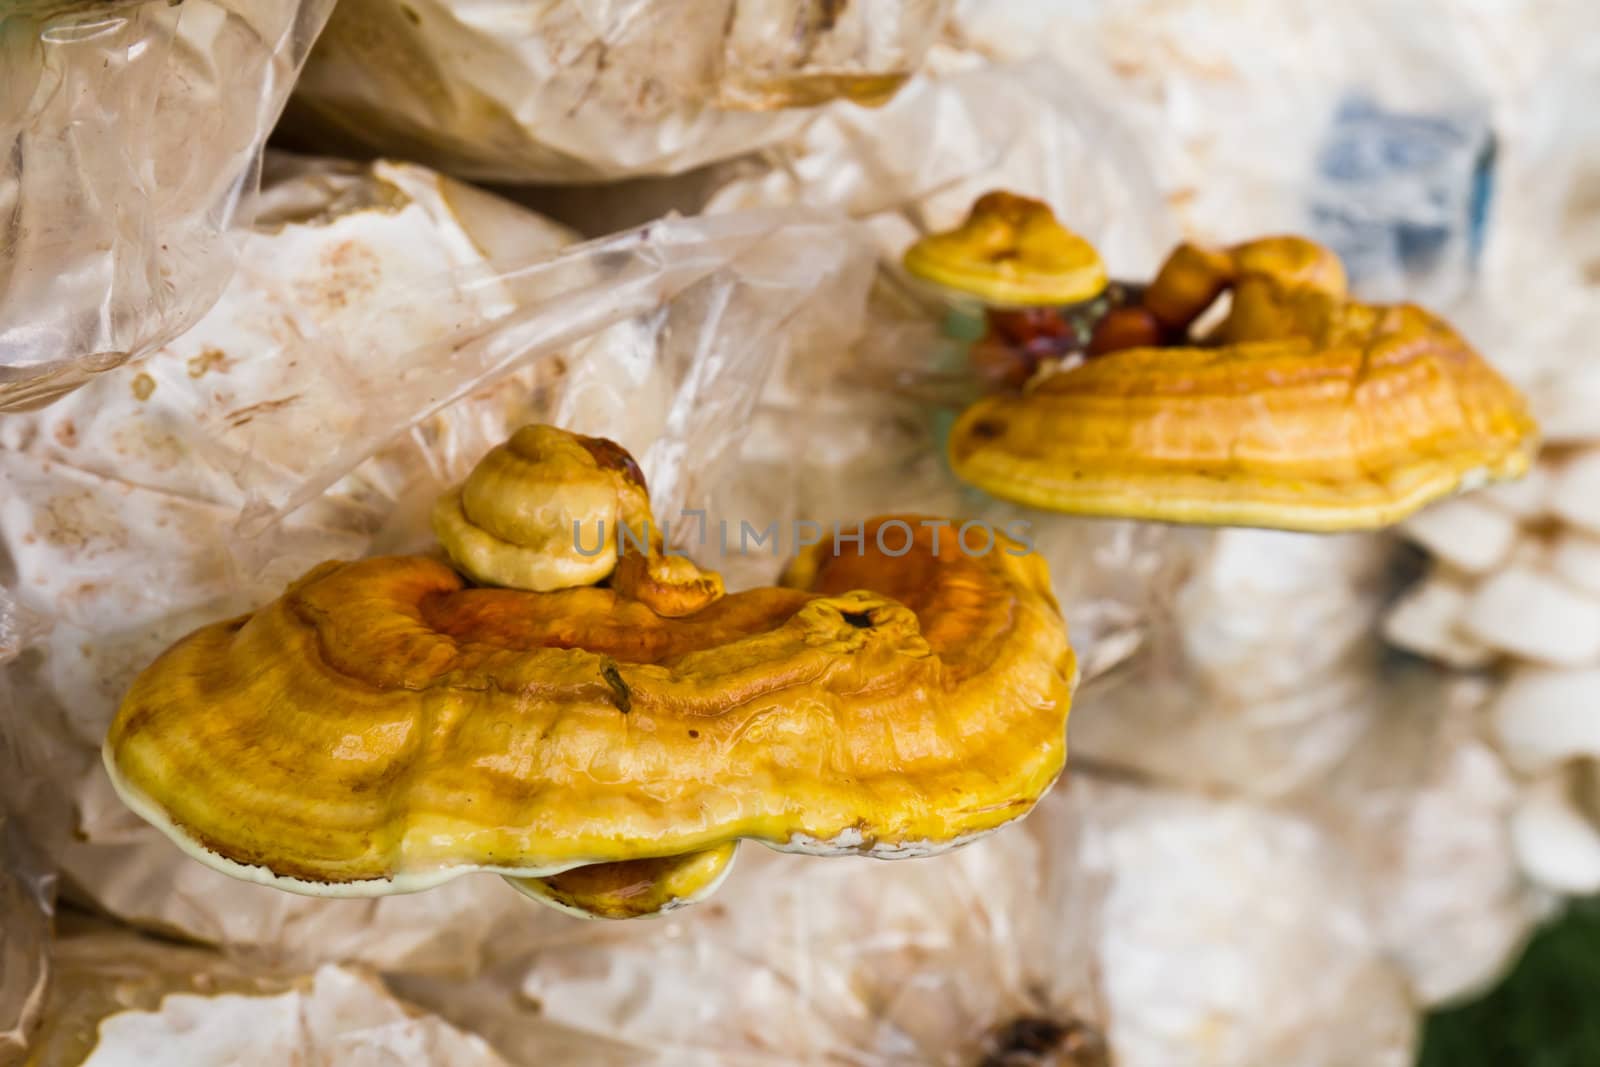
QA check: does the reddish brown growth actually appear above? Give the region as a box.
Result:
[972,306,1086,390]
[576,432,648,492]
[1086,305,1170,357]
[978,1016,1109,1067]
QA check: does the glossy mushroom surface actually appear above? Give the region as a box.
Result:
[949,236,1538,531]
[903,191,1108,308]
[102,427,1076,906]
[503,844,739,920]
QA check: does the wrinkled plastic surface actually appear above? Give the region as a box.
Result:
[1,29,1581,1067]
[1084,781,1415,1067]
[28,918,608,1066]
[707,58,1177,276]
[700,53,1401,800]
[1379,30,1600,902]
[0,154,877,973]
[392,789,1105,1066]
[0,815,54,1062]
[947,0,1569,308]
[78,966,507,1067]
[0,0,333,412]
[286,0,953,184]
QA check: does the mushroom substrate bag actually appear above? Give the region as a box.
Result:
[283,0,954,184]
[0,46,1565,1067]
[0,815,54,1061]
[0,153,879,975]
[28,916,626,1067]
[695,40,1545,1021]
[0,0,335,412]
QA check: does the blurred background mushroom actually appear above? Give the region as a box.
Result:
[943,231,1538,531]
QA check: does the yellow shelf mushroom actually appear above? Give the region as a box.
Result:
[917,202,1538,532]
[903,190,1108,308]
[102,426,1077,919]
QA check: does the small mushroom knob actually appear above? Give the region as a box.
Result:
[434,424,722,614]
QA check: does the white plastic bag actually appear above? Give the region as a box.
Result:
[0,154,878,969]
[286,0,953,183]
[0,0,334,411]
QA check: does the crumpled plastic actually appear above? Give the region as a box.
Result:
[0,153,878,974]
[0,814,55,1062]
[285,0,953,184]
[403,782,1414,1067]
[1303,666,1545,1005]
[699,52,1402,798]
[81,967,508,1066]
[27,917,610,1066]
[690,33,1541,1033]
[391,789,1104,1067]
[0,0,334,412]
[1379,32,1600,902]
[946,0,1577,308]
[706,58,1177,275]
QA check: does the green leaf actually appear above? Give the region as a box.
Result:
[1418,898,1600,1067]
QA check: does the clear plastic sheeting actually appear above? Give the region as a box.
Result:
[0,815,55,1062]
[1381,35,1600,903]
[78,966,510,1067]
[1073,529,1395,796]
[1305,667,1544,1006]
[706,58,1176,277]
[701,57,1397,798]
[0,0,334,411]
[0,154,877,969]
[1084,782,1416,1067]
[27,919,588,1067]
[447,790,1105,1067]
[945,0,1578,308]
[285,0,953,184]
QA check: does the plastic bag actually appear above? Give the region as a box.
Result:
[0,815,54,1061]
[1083,781,1415,1067]
[1304,667,1544,1005]
[1380,34,1600,902]
[0,0,334,411]
[706,58,1177,275]
[285,0,953,184]
[395,789,1106,1066]
[28,918,612,1066]
[702,55,1400,798]
[0,153,877,970]
[946,0,1563,308]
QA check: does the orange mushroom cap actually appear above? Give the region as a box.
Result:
[903,191,1109,307]
[103,427,1077,914]
[949,235,1539,532]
